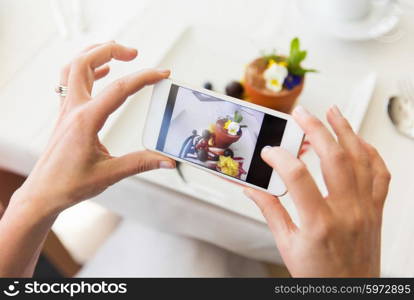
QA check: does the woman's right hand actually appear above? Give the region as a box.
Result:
[245,105,391,277]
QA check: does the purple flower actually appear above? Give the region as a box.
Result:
[284,74,302,90]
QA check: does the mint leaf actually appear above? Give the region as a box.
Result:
[290,38,299,54]
[234,111,243,123]
[287,37,316,76]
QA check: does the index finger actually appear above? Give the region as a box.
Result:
[261,146,327,226]
[68,42,138,100]
[292,106,356,199]
[90,69,170,131]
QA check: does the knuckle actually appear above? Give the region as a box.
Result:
[138,68,159,82]
[364,140,376,153]
[140,68,155,75]
[287,161,307,182]
[354,140,372,166]
[113,79,126,94]
[306,117,324,131]
[350,211,364,231]
[258,202,273,221]
[355,152,372,170]
[134,157,157,174]
[313,217,334,241]
[369,144,380,156]
[340,117,354,132]
[345,212,366,237]
[328,148,348,165]
[68,108,89,127]
[72,54,89,69]
[380,170,391,182]
[72,111,86,124]
[103,42,115,50]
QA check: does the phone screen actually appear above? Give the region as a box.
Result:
[156,84,287,189]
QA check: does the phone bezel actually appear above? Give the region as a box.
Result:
[143,78,304,196]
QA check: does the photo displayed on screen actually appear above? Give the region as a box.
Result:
[156,84,288,189]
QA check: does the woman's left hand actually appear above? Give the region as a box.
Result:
[14,42,175,217]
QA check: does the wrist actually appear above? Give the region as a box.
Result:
[0,186,58,277]
[9,187,60,224]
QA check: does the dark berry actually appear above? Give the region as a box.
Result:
[202,129,211,139]
[197,149,208,162]
[225,81,244,99]
[223,149,234,158]
[203,82,213,90]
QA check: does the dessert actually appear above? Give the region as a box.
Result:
[179,111,247,179]
[244,37,316,113]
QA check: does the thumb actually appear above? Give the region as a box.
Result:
[105,150,175,183]
[244,187,296,244]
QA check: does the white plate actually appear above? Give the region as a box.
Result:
[297,0,402,41]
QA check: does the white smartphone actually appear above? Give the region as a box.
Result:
[143,79,304,196]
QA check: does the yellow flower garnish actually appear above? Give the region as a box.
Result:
[217,155,239,177]
[267,59,277,68]
[270,78,280,87]
[223,119,232,129]
[263,61,288,93]
[278,61,288,67]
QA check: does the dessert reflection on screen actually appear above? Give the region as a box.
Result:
[162,87,264,181]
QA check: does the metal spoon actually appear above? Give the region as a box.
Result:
[387,78,414,139]
[387,95,414,139]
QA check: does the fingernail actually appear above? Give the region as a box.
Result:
[129,48,138,55]
[261,145,272,155]
[293,105,311,118]
[157,68,170,74]
[330,105,343,117]
[160,161,175,169]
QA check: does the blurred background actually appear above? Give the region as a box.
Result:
[1,0,414,277]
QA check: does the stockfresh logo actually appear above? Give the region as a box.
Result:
[3,281,20,297]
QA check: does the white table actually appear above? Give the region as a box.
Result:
[1,0,414,276]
